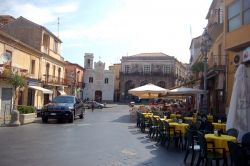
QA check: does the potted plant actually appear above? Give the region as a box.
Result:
[17,105,36,125]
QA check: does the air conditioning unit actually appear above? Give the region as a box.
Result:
[233,52,243,66]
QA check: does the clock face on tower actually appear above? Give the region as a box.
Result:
[0,52,11,65]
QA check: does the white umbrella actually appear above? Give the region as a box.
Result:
[226,64,250,141]
[128,83,168,99]
[167,87,205,96]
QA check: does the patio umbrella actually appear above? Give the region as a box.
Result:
[167,87,205,96]
[226,64,250,141]
[128,83,168,99]
[164,87,205,112]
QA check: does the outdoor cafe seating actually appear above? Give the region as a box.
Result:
[133,107,245,166]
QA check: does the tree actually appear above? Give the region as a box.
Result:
[9,72,26,106]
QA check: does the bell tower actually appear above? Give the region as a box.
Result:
[84,53,94,69]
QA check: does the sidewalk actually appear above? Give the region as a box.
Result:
[0,115,11,126]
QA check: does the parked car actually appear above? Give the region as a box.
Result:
[41,95,85,123]
[84,101,104,109]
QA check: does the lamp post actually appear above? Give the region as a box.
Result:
[201,28,211,113]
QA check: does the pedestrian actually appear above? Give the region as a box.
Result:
[91,100,95,112]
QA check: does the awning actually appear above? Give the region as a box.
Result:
[29,86,53,94]
[58,90,67,95]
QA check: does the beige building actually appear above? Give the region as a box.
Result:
[0,30,50,116]
[0,16,66,111]
[120,52,187,101]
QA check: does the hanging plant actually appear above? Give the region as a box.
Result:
[191,61,204,73]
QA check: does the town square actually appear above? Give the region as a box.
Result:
[0,0,250,165]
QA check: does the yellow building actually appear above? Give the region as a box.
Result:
[0,30,51,115]
[0,16,66,111]
[205,0,227,113]
[224,0,250,107]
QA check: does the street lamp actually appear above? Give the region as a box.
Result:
[201,28,212,113]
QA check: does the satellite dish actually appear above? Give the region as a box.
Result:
[0,52,11,64]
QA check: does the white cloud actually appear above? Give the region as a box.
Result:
[0,0,79,25]
[60,0,211,63]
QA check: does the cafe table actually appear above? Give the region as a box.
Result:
[160,118,173,123]
[205,134,236,152]
[169,122,189,136]
[207,115,213,122]
[212,123,226,133]
[184,117,196,123]
[170,114,182,119]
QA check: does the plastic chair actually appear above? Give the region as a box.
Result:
[162,121,182,149]
[242,132,250,148]
[228,141,248,166]
[226,128,239,138]
[183,128,200,166]
[196,131,228,166]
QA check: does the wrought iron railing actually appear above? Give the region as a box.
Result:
[43,75,67,85]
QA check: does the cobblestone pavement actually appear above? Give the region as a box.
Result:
[0,104,187,166]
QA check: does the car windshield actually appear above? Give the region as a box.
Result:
[52,96,74,103]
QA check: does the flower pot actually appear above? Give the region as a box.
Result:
[19,113,36,125]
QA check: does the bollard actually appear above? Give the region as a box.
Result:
[9,109,20,126]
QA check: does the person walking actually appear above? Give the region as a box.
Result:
[91,100,95,112]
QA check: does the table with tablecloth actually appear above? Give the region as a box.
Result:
[212,123,226,133]
[205,134,237,152]
[169,122,189,136]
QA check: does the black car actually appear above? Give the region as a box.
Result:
[41,95,85,123]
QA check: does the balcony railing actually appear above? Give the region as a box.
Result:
[43,75,67,85]
[120,71,175,77]
[208,55,226,71]
[41,45,49,54]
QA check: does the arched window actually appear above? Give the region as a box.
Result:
[157,81,166,88]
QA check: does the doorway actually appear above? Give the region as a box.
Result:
[95,91,102,102]
[1,88,12,115]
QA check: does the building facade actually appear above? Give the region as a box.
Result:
[0,30,52,116]
[120,52,187,101]
[64,61,84,98]
[82,53,114,102]
[206,0,227,114]
[109,63,121,102]
[225,0,250,107]
[0,16,66,110]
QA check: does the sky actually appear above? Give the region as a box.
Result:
[1,0,212,68]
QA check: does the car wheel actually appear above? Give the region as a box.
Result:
[79,110,84,119]
[68,112,74,123]
[42,116,48,123]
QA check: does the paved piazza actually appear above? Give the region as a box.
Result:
[0,104,185,166]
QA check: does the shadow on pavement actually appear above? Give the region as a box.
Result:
[111,114,132,123]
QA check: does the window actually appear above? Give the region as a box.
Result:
[104,78,109,84]
[54,39,58,53]
[228,0,250,32]
[30,60,35,75]
[143,65,150,74]
[163,64,171,74]
[53,65,56,77]
[125,65,130,73]
[244,0,250,24]
[58,68,61,82]
[157,81,166,88]
[89,77,93,83]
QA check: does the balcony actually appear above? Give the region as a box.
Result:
[120,71,175,77]
[43,75,67,85]
[41,45,49,54]
[208,55,226,72]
